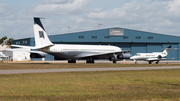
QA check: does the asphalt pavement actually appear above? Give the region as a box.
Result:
[0,66,180,75]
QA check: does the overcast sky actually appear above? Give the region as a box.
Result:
[0,0,180,39]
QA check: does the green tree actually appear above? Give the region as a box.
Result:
[0,36,14,48]
[5,38,14,48]
[0,36,7,45]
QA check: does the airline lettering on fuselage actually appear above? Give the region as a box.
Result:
[39,31,45,39]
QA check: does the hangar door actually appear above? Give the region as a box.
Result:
[147,44,162,53]
[114,43,131,51]
[131,43,147,56]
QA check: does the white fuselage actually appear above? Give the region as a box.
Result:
[130,52,166,61]
[38,44,122,60]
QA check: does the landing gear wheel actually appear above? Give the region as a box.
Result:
[86,59,95,63]
[156,61,159,64]
[68,59,76,63]
[113,61,117,64]
[149,61,152,64]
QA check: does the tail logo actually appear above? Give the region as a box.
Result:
[39,31,45,39]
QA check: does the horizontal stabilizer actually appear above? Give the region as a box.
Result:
[11,45,36,49]
[11,44,54,50]
[35,45,54,50]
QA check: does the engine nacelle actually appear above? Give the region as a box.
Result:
[117,53,131,59]
[109,56,118,61]
[30,53,46,58]
[158,55,162,59]
[109,53,131,61]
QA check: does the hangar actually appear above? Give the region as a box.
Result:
[12,27,180,61]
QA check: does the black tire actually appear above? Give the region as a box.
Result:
[149,61,152,64]
[156,61,159,64]
[68,59,76,63]
[86,59,94,63]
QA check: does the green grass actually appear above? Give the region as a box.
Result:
[0,63,180,70]
[0,69,180,100]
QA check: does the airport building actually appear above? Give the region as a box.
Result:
[12,27,180,60]
[0,46,31,61]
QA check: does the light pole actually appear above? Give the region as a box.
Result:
[98,23,102,29]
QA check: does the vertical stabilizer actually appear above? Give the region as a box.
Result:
[33,17,53,48]
[162,45,172,56]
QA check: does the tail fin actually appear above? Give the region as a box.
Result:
[33,17,53,48]
[162,45,172,56]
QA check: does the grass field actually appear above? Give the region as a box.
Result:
[1,63,180,70]
[0,69,180,101]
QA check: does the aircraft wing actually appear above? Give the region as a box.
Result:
[146,58,166,61]
[75,50,130,58]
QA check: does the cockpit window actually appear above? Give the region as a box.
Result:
[135,54,140,56]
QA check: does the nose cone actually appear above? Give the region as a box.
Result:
[130,56,134,60]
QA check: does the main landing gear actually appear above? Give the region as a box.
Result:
[68,59,76,63]
[149,61,152,64]
[156,61,159,64]
[113,61,117,63]
[86,59,95,63]
[149,61,159,64]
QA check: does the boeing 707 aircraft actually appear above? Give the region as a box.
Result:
[130,46,172,64]
[12,17,131,63]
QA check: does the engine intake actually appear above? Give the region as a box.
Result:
[109,53,131,61]
[117,53,131,59]
[158,55,162,59]
[30,53,46,58]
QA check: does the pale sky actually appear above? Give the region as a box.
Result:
[0,0,180,39]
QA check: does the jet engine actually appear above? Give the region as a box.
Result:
[117,53,132,59]
[109,53,131,61]
[30,53,46,58]
[158,55,162,59]
[109,56,117,61]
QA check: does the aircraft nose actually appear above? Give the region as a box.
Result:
[130,56,134,60]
